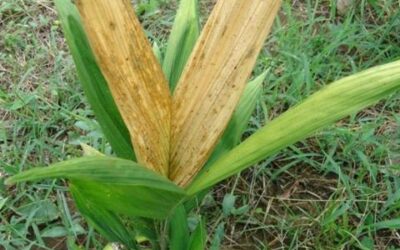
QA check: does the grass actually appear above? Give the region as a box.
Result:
[1,0,400,249]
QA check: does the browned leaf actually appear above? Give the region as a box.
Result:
[76,0,171,176]
[170,0,282,186]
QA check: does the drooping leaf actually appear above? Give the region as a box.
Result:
[187,60,400,195]
[70,183,137,249]
[80,123,156,247]
[6,157,187,219]
[170,0,282,186]
[76,0,171,176]
[70,142,135,246]
[54,0,135,160]
[163,0,200,91]
[169,205,190,250]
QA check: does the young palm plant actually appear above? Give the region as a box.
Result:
[6,0,400,249]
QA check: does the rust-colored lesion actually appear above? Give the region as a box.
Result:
[74,0,282,186]
[170,0,282,186]
[75,0,171,176]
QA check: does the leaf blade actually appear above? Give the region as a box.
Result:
[169,205,190,250]
[210,71,267,162]
[188,60,400,194]
[76,0,171,176]
[170,0,282,186]
[70,183,138,249]
[54,0,135,160]
[163,0,200,91]
[188,218,206,250]
[6,157,186,219]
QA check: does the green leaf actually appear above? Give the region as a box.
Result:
[222,194,236,216]
[6,157,187,219]
[78,139,140,250]
[16,200,59,224]
[41,224,85,238]
[0,197,8,211]
[367,218,400,230]
[188,218,206,250]
[54,0,135,160]
[188,60,400,195]
[70,183,138,249]
[131,218,158,246]
[169,205,190,250]
[163,0,200,91]
[210,223,224,250]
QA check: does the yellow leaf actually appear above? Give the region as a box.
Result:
[76,0,171,176]
[170,0,282,186]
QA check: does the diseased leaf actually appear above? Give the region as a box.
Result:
[186,71,267,211]
[170,0,282,186]
[188,60,400,194]
[209,71,267,163]
[76,0,171,176]
[54,0,135,160]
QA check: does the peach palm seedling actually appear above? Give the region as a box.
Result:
[5,0,400,249]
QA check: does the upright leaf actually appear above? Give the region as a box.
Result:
[170,0,282,186]
[54,0,135,160]
[76,0,171,176]
[163,0,200,91]
[188,60,400,195]
[6,157,187,219]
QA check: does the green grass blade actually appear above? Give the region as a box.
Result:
[70,184,138,249]
[163,0,200,91]
[187,60,400,195]
[169,205,190,250]
[54,0,135,160]
[6,157,186,219]
[366,219,400,230]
